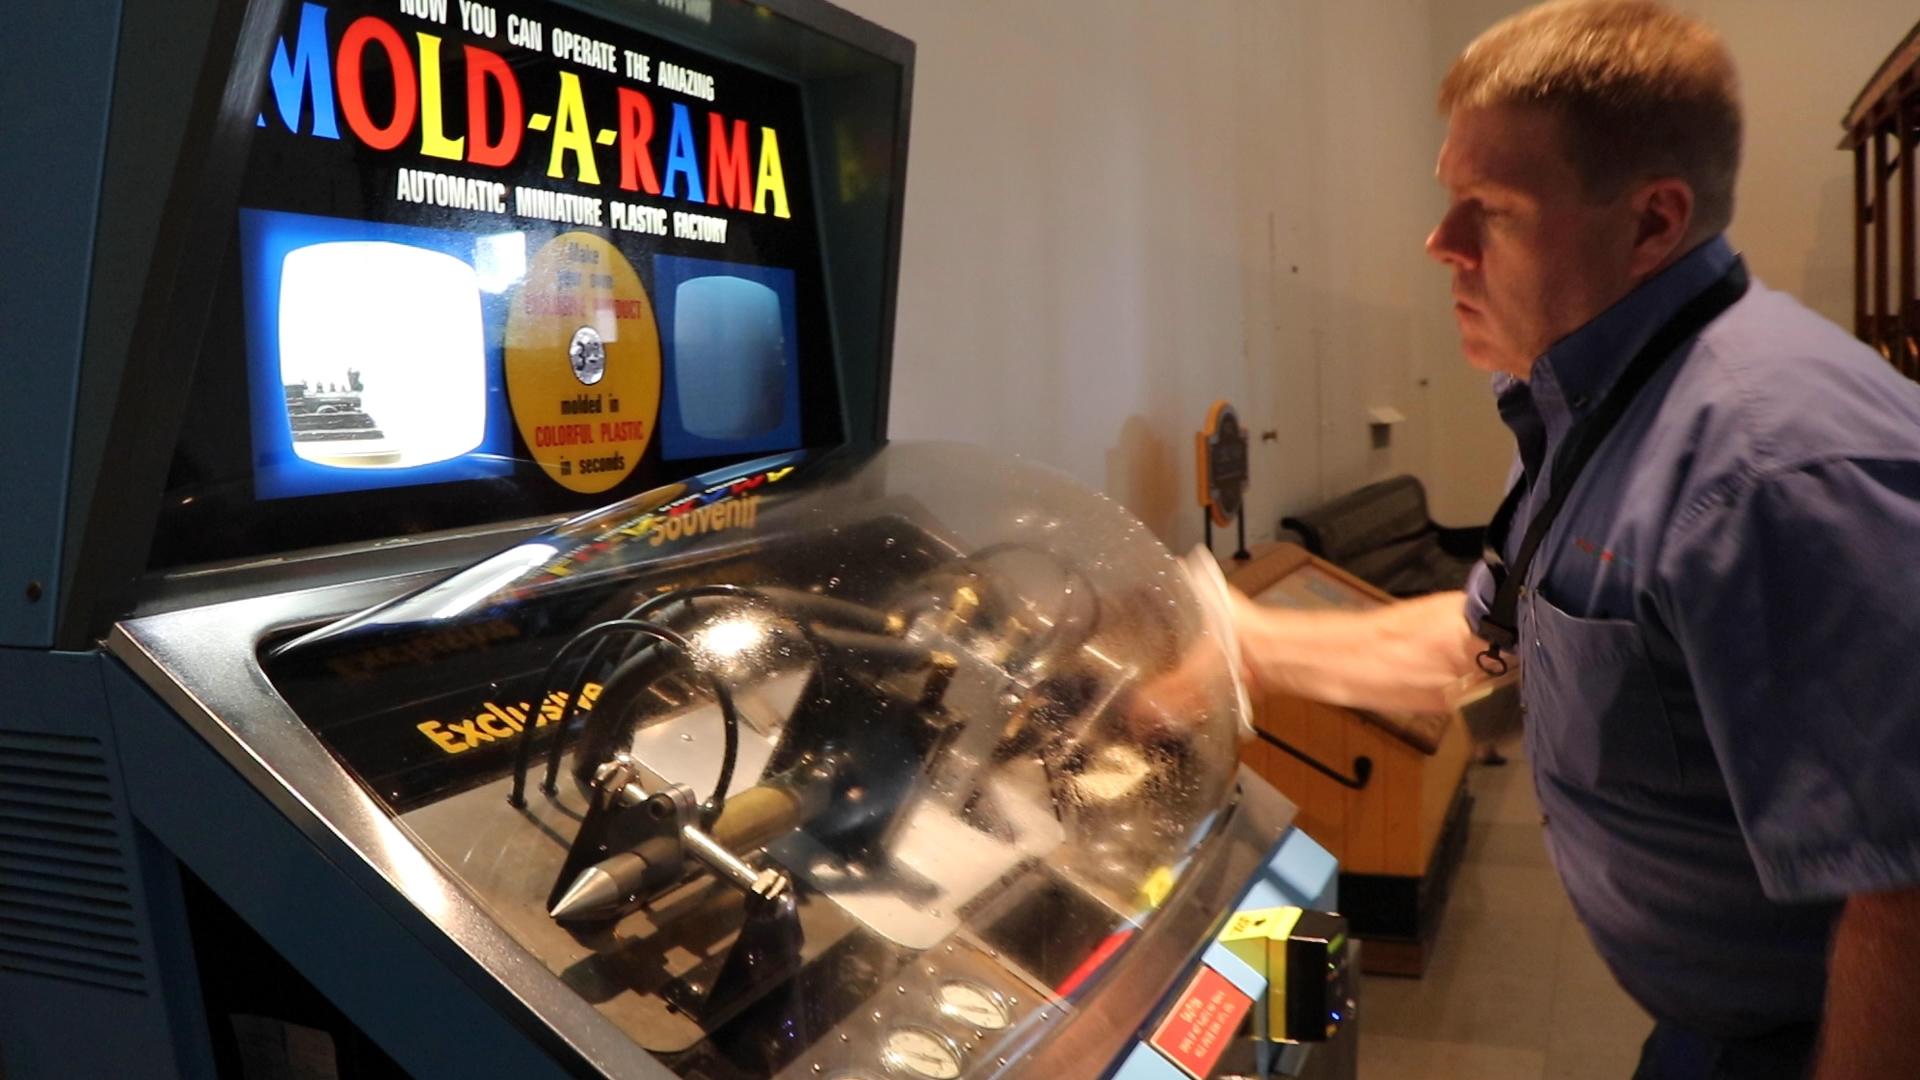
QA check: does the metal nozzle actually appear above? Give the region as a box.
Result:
[550,773,815,922]
[549,824,791,922]
[549,865,625,921]
[548,850,667,922]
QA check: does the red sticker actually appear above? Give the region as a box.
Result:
[1147,965,1253,1079]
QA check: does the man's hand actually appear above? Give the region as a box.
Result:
[1124,583,1491,740]
[1815,886,1920,1078]
[1230,588,1487,715]
[1123,636,1244,743]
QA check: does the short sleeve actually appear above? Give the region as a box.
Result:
[1658,457,1920,901]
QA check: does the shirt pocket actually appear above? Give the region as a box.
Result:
[1525,589,1681,791]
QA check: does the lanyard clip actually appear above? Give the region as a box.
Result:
[1477,618,1517,676]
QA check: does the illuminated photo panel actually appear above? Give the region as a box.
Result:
[241,209,513,499]
[279,241,487,467]
[654,255,801,461]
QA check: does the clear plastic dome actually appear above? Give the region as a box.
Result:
[266,441,1247,1074]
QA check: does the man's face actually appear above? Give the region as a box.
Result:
[1427,105,1641,379]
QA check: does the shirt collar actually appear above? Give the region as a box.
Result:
[1542,235,1737,414]
[1492,234,1737,450]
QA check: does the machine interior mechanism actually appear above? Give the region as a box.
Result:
[257,442,1248,1078]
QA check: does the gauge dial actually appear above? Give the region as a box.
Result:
[935,979,1011,1030]
[882,1025,963,1079]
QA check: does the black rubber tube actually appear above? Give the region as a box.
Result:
[512,618,741,825]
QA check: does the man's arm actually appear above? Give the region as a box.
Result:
[1229,589,1486,715]
[1815,887,1920,1079]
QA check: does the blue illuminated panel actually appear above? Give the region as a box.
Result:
[653,254,801,461]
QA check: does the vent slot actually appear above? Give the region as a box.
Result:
[0,730,147,995]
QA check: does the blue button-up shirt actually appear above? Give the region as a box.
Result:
[1466,235,1920,1037]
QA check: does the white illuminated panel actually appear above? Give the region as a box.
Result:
[278,241,487,469]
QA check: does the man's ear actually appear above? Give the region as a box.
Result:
[1628,177,1695,277]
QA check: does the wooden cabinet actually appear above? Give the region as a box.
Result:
[1227,543,1473,976]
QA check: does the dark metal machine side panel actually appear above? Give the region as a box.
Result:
[105,578,675,1078]
[58,0,272,649]
[0,0,125,645]
[0,648,218,1080]
[759,0,915,445]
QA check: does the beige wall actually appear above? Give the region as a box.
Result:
[1704,0,1913,322]
[842,0,1911,550]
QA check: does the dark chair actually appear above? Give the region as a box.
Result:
[1280,475,1485,598]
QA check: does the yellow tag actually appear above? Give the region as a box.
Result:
[1218,906,1301,944]
[1218,905,1311,1038]
[1217,905,1302,980]
[505,232,660,493]
[1138,866,1178,910]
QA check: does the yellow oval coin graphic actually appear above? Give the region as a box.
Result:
[505,232,660,494]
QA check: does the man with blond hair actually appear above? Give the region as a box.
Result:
[1227,1,1920,1076]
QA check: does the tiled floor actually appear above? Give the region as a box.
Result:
[1357,737,1653,1080]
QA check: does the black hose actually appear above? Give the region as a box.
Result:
[511,617,742,826]
[510,625,624,807]
[537,624,645,804]
[512,581,897,818]
[534,588,769,807]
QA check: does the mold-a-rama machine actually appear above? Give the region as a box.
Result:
[0,0,1353,1076]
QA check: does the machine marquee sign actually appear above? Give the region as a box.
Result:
[234,0,819,509]
[260,0,793,236]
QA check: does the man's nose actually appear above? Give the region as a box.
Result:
[1426,205,1478,269]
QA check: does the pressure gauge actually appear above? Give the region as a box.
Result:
[934,979,1011,1031]
[881,1025,963,1079]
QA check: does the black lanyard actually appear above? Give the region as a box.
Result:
[1477,258,1749,675]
